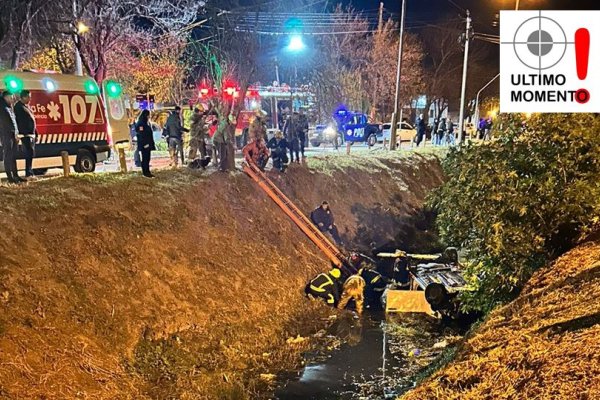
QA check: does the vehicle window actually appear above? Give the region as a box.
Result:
[383,124,391,129]
[401,122,412,130]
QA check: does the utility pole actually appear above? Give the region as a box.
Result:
[378,2,384,33]
[389,0,406,151]
[515,0,520,10]
[457,10,471,145]
[73,0,83,76]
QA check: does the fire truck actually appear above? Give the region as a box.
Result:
[0,71,129,174]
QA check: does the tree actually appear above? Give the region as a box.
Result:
[432,113,600,312]
[367,20,425,121]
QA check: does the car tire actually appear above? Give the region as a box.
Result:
[311,141,321,147]
[74,149,96,173]
[367,134,377,148]
[32,168,48,176]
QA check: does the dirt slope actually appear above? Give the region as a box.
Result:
[0,152,443,400]
[401,241,600,400]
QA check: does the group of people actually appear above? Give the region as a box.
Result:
[305,252,389,316]
[431,117,456,146]
[241,109,309,173]
[477,117,494,140]
[0,90,37,184]
[133,100,244,177]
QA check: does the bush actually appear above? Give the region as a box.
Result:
[431,114,600,312]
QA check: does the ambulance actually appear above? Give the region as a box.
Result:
[0,71,130,174]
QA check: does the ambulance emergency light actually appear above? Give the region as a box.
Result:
[84,79,100,95]
[42,78,57,93]
[3,75,24,94]
[105,80,122,97]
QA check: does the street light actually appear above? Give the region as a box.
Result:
[287,35,305,52]
[77,21,89,34]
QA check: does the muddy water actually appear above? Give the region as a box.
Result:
[275,311,406,400]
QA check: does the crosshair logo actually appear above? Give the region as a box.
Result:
[503,11,573,73]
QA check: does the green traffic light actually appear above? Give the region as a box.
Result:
[4,75,24,94]
[105,81,122,97]
[84,79,99,95]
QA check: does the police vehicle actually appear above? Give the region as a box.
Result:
[333,108,381,147]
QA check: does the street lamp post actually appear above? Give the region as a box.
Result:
[457,10,471,145]
[515,0,520,10]
[474,73,500,129]
[389,0,407,151]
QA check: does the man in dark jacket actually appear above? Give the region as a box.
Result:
[164,106,188,168]
[415,113,426,147]
[297,110,309,159]
[358,265,389,309]
[0,91,24,184]
[310,201,343,245]
[283,113,300,163]
[14,90,36,177]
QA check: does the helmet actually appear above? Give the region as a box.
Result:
[275,130,283,138]
[329,268,342,279]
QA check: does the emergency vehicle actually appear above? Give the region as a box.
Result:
[0,71,130,174]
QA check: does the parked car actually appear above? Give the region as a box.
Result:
[310,124,342,148]
[377,121,417,145]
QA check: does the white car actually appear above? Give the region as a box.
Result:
[377,121,417,145]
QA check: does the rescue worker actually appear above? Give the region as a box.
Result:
[242,137,270,171]
[0,91,23,184]
[310,201,343,246]
[135,109,156,178]
[358,265,389,309]
[14,90,36,178]
[304,268,344,307]
[267,130,289,172]
[248,109,268,142]
[338,274,366,316]
[188,108,208,167]
[164,106,188,168]
[213,105,232,172]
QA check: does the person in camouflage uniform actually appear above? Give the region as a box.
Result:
[188,110,208,164]
[248,109,268,142]
[338,274,366,316]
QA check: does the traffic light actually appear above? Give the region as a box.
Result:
[84,79,99,95]
[4,75,23,94]
[105,80,122,97]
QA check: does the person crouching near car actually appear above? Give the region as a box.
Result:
[135,110,156,178]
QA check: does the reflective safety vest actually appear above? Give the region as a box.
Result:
[359,268,387,292]
[308,272,341,305]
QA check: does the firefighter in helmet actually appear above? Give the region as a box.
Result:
[305,268,344,307]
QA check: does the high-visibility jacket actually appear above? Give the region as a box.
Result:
[359,268,388,293]
[338,275,366,315]
[305,272,342,306]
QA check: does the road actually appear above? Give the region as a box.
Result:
[0,140,432,182]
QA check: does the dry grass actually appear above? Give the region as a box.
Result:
[0,154,444,399]
[401,242,600,400]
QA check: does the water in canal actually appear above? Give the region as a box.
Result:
[275,311,406,400]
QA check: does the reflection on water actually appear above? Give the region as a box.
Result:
[275,311,400,400]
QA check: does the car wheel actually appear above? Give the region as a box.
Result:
[367,134,377,148]
[310,141,321,147]
[74,149,96,173]
[32,168,48,176]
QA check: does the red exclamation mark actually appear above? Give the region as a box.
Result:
[575,28,590,80]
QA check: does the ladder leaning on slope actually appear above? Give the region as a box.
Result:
[242,161,353,272]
